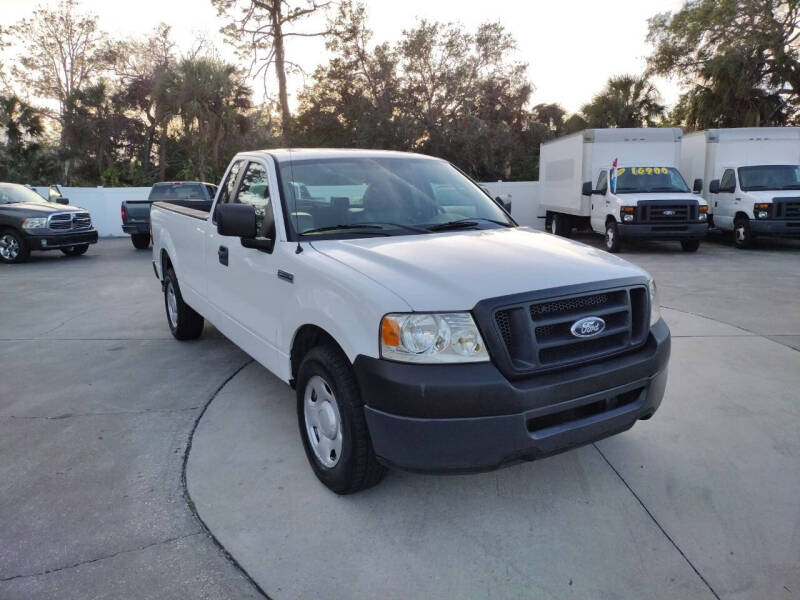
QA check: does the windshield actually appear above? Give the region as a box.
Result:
[613,167,690,194]
[0,184,48,205]
[738,165,800,191]
[277,156,514,239]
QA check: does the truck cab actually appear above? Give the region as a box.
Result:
[541,128,708,253]
[681,128,800,248]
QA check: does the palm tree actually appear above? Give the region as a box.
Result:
[581,75,665,128]
[0,95,44,150]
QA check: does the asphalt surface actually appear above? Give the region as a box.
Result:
[2,232,799,599]
[0,239,259,599]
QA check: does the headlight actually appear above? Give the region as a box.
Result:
[698,213,707,221]
[648,278,661,327]
[754,203,770,219]
[22,217,48,229]
[380,313,489,363]
[623,213,634,222]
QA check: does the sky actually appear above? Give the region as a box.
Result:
[0,0,687,113]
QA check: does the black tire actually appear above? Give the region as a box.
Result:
[733,216,754,249]
[0,229,30,264]
[296,344,387,494]
[163,267,204,340]
[131,233,150,250]
[61,244,89,256]
[548,213,570,237]
[604,220,622,253]
[680,239,700,252]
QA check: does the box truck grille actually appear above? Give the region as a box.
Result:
[490,285,649,374]
[49,212,91,231]
[774,198,800,219]
[638,201,697,223]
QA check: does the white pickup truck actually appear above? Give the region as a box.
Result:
[151,149,671,494]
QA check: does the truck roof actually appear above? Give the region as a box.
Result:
[240,148,442,163]
[683,127,800,142]
[542,127,682,147]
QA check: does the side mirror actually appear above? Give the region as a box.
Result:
[216,203,274,252]
[56,197,69,205]
[581,181,593,196]
[709,180,720,194]
[693,179,703,193]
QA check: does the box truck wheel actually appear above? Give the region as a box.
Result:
[680,239,700,252]
[604,221,621,253]
[733,216,754,249]
[549,213,569,237]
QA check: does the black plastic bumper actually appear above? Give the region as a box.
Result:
[122,223,149,234]
[27,229,98,250]
[749,219,800,237]
[356,319,670,472]
[617,222,707,240]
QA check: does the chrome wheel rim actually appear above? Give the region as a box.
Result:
[0,234,19,260]
[550,219,557,234]
[735,224,746,242]
[605,227,615,248]
[304,375,342,468]
[166,281,178,327]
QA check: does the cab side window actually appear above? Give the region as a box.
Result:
[218,160,244,206]
[596,171,608,193]
[720,169,736,192]
[234,161,273,237]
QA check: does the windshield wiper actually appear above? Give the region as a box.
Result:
[356,221,430,233]
[781,184,800,190]
[649,187,686,192]
[300,224,391,236]
[425,217,513,231]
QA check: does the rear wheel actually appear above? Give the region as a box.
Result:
[0,230,29,264]
[163,267,204,340]
[604,221,622,253]
[131,233,150,250]
[61,244,89,256]
[733,217,754,249]
[680,239,700,252]
[296,344,387,494]
[548,213,569,237]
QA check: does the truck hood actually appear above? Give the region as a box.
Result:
[746,190,800,201]
[2,202,86,214]
[310,228,649,310]
[617,192,707,205]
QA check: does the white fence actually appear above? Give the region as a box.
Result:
[32,181,544,237]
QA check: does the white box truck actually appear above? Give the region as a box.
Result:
[540,128,709,252]
[680,127,800,248]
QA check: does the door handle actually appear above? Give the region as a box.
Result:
[218,245,228,266]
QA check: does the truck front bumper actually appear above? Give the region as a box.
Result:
[28,229,99,250]
[617,222,707,240]
[122,223,149,234]
[749,219,800,237]
[355,319,670,473]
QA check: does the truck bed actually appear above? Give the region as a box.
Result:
[151,200,213,219]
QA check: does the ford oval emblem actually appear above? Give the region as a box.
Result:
[570,316,606,338]
[663,209,676,216]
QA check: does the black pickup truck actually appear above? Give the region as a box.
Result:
[0,183,98,264]
[122,181,217,249]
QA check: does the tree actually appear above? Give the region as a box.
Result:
[581,74,665,128]
[9,0,108,181]
[212,0,332,142]
[0,95,44,151]
[647,0,800,128]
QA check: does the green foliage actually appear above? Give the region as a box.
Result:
[581,75,665,128]
[647,0,800,128]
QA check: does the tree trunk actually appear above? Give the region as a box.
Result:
[158,121,167,181]
[271,5,291,144]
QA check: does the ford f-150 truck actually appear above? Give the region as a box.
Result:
[151,149,671,494]
[1,182,98,263]
[122,181,217,249]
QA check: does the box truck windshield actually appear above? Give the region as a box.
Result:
[615,167,690,194]
[738,165,800,191]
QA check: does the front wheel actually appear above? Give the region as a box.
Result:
[733,217,755,249]
[0,230,30,264]
[163,267,204,340]
[604,221,622,253]
[61,244,89,256]
[296,345,387,494]
[680,239,700,252]
[131,233,150,250]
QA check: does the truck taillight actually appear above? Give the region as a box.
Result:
[121,203,126,222]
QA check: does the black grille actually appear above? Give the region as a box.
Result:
[72,212,92,229]
[49,212,91,231]
[49,214,72,230]
[774,199,800,219]
[491,285,649,374]
[638,201,697,223]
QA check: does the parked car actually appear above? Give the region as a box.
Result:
[151,149,671,494]
[680,127,800,248]
[541,128,709,252]
[122,181,218,249]
[0,182,98,264]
